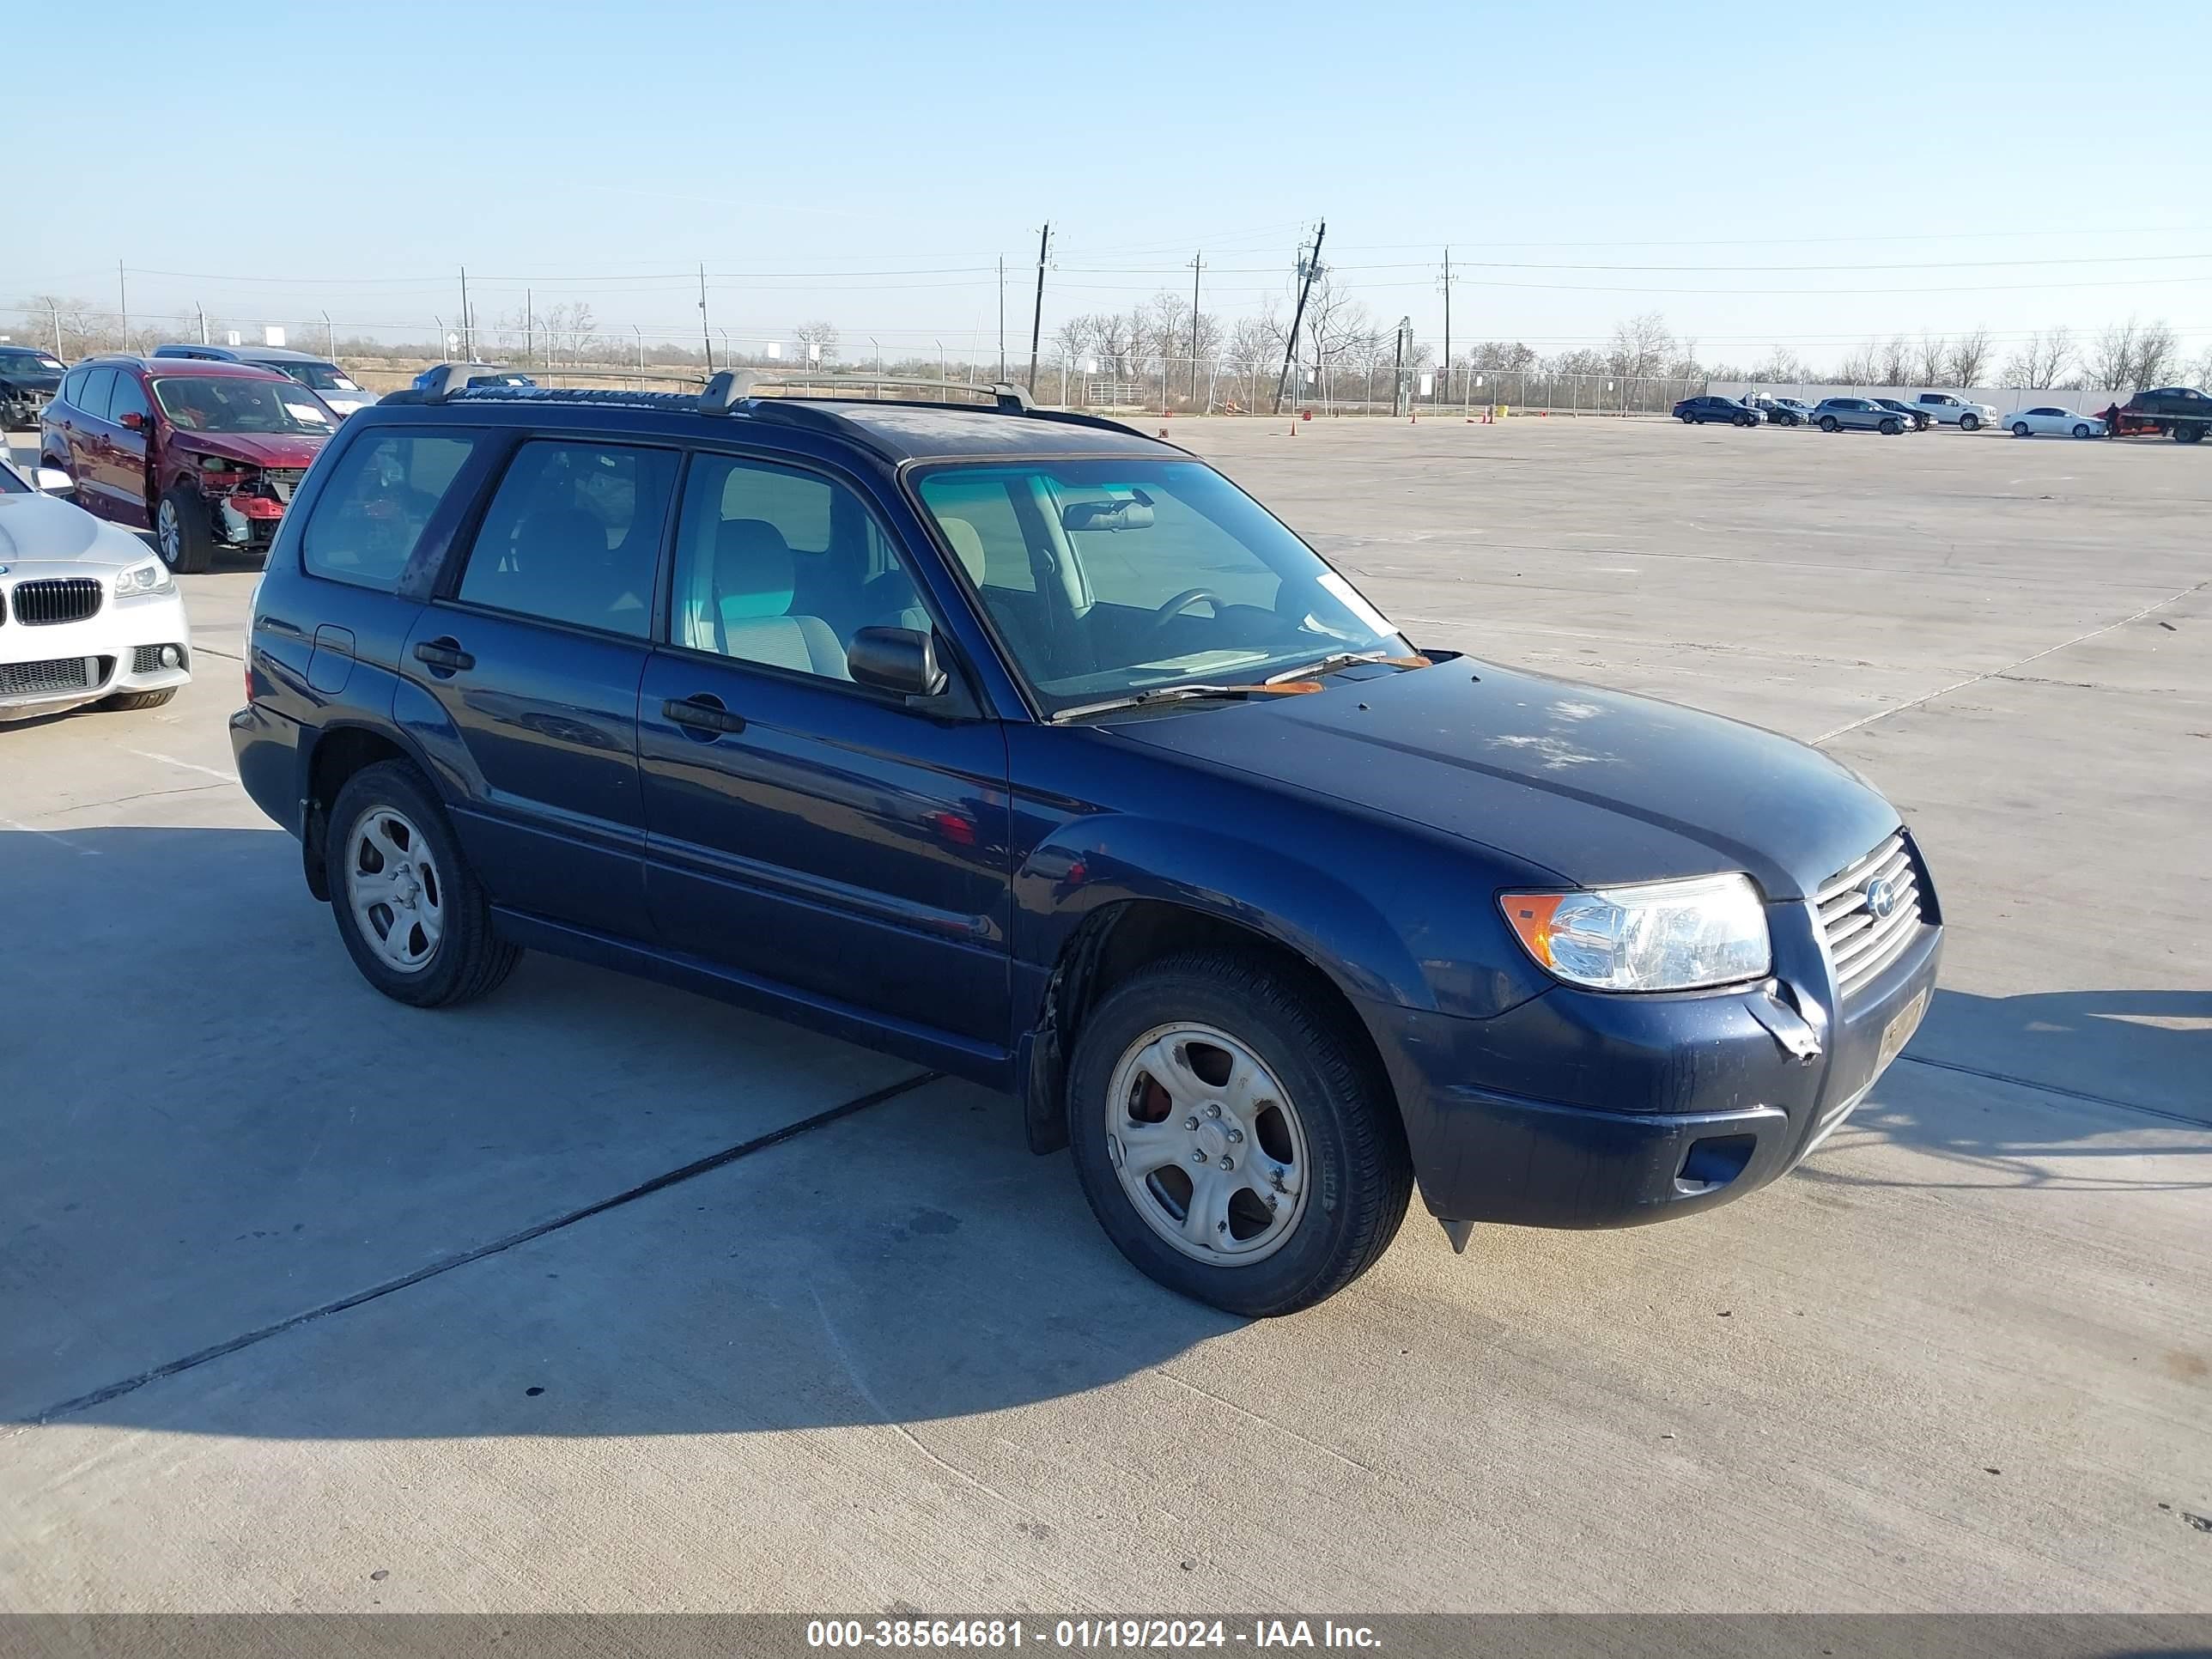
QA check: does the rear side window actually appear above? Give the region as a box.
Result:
[455,440,678,637]
[59,368,87,407]
[76,368,117,422]
[301,429,483,592]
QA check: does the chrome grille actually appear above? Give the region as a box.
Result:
[0,655,95,696]
[9,577,103,626]
[1816,832,1923,994]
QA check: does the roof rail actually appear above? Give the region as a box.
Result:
[696,370,1034,416]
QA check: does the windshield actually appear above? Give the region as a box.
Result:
[913,459,1407,716]
[272,360,362,392]
[152,375,336,435]
[0,349,64,374]
[0,459,27,495]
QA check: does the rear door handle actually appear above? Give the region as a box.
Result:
[662,695,746,736]
[414,637,475,673]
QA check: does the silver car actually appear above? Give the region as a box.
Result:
[1811,397,1905,435]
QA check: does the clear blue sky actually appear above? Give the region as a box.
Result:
[13,1,2210,368]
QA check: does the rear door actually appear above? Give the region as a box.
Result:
[68,368,118,515]
[635,447,1013,1048]
[400,434,680,941]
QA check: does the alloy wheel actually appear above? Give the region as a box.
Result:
[155,500,183,568]
[343,805,446,974]
[1103,1022,1310,1267]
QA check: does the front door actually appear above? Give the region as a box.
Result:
[399,434,681,942]
[635,448,1012,1049]
[99,370,154,527]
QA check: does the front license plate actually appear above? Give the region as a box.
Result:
[1876,988,1929,1073]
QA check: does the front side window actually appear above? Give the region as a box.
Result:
[666,453,927,684]
[108,374,150,425]
[456,440,678,637]
[302,430,483,591]
[153,374,336,435]
[913,459,1407,716]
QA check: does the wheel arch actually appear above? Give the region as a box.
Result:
[298,720,441,901]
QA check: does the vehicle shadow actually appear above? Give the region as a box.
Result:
[1798,984,2211,1194]
[0,824,1229,1441]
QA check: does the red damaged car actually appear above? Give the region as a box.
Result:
[40,356,337,572]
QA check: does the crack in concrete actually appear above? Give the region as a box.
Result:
[11,1070,941,1432]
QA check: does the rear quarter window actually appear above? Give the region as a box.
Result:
[301,428,483,592]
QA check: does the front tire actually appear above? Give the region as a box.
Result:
[325,760,520,1008]
[2013,422,2032,438]
[1960,413,1980,432]
[96,688,178,712]
[1879,417,1902,435]
[1066,950,1413,1316]
[155,486,215,574]
[1820,416,1840,433]
[2073,423,2091,440]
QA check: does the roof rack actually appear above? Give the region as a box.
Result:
[698,370,1032,416]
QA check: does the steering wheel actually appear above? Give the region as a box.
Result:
[1139,587,1220,644]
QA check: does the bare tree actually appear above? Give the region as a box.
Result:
[1748,346,1814,383]
[1876,335,1913,386]
[1834,342,1882,386]
[2087,318,2142,390]
[2132,319,2180,388]
[1944,327,1994,387]
[793,320,840,368]
[1915,331,1948,385]
[1607,311,1674,381]
[2001,326,2074,389]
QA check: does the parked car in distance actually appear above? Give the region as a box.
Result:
[39,356,338,573]
[153,343,379,418]
[1812,398,1905,434]
[1871,398,1933,432]
[1672,394,1760,426]
[410,362,536,392]
[0,345,67,429]
[1753,396,1817,427]
[0,453,192,718]
[1911,392,1997,431]
[230,368,1943,1316]
[2006,406,2107,439]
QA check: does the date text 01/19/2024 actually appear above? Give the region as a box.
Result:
[805,1619,1383,1650]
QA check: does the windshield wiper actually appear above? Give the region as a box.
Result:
[1049,684,1270,723]
[1265,649,1392,684]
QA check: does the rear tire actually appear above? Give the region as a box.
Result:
[325,760,520,1008]
[155,486,215,574]
[2013,422,2032,438]
[96,688,178,712]
[1066,949,1413,1316]
[1960,414,1980,432]
[2175,423,2204,444]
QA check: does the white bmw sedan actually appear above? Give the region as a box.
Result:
[2005,406,2108,439]
[1,458,193,720]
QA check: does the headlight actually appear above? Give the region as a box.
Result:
[1499,872,1771,992]
[113,559,176,598]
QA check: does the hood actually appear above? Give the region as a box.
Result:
[1108,659,1899,901]
[0,491,159,569]
[172,431,328,469]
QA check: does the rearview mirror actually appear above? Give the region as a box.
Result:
[33,467,72,495]
[848,625,948,698]
[1061,495,1154,532]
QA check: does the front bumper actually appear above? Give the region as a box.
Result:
[0,592,193,719]
[1367,887,1943,1231]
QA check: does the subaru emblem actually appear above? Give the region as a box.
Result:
[1863,876,1899,921]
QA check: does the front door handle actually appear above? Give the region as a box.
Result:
[662,695,746,737]
[414,637,475,674]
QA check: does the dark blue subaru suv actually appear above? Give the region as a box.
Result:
[231,368,1942,1315]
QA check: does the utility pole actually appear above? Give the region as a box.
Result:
[197,303,207,345]
[697,264,713,372]
[1272,219,1325,416]
[526,288,534,371]
[635,325,644,374]
[1189,251,1204,409]
[1392,315,1408,416]
[1026,222,1050,392]
[997,256,1006,381]
[49,301,61,358]
[1439,246,1453,409]
[459,266,471,361]
[118,261,129,348]
[323,311,334,360]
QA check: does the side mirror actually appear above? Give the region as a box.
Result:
[848,626,948,698]
[119,410,147,431]
[33,467,73,495]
